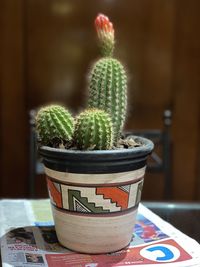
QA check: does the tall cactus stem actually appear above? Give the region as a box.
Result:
[88,57,127,143]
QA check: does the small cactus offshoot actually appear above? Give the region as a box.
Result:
[74,109,113,150]
[36,105,74,145]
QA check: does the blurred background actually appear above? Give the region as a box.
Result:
[0,0,199,200]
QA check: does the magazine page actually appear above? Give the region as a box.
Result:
[1,200,200,267]
[0,200,35,238]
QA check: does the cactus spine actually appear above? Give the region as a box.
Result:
[74,109,113,150]
[88,14,127,143]
[36,105,74,145]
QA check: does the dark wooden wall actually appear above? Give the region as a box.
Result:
[0,0,200,200]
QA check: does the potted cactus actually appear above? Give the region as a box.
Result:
[36,14,153,254]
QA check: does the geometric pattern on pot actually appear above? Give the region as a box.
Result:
[46,178,62,208]
[46,177,144,214]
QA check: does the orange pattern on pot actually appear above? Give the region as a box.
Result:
[96,187,129,209]
[47,178,62,208]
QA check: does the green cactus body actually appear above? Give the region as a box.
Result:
[88,57,127,143]
[36,105,74,145]
[75,109,113,150]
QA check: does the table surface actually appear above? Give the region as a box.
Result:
[0,199,199,242]
[143,201,200,243]
[0,200,200,267]
[0,200,200,242]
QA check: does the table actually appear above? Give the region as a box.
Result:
[0,200,200,266]
[143,201,200,243]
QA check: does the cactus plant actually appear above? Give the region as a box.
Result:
[35,13,129,150]
[74,109,113,150]
[36,105,74,145]
[88,14,127,143]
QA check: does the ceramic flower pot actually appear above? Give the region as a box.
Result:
[39,136,153,254]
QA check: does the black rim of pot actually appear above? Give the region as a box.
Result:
[39,136,154,174]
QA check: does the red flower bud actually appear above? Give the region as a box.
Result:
[95,13,114,34]
[94,13,115,57]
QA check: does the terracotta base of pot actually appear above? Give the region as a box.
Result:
[52,206,138,254]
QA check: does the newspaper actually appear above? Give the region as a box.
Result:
[0,199,200,267]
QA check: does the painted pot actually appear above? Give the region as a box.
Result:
[39,136,153,254]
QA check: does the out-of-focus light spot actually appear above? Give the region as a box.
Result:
[51,1,73,16]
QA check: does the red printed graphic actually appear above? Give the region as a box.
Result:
[45,239,192,267]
